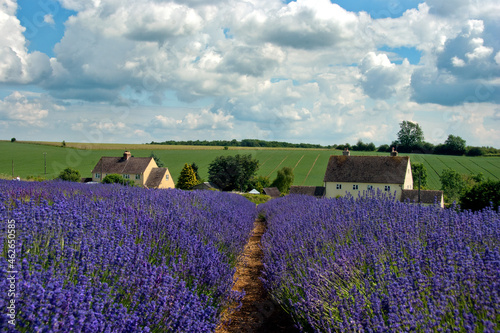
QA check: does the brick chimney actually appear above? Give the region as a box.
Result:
[124,151,131,160]
[390,147,398,157]
[342,147,350,156]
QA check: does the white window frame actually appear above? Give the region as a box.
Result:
[166,174,169,180]
[95,173,100,179]
[384,185,391,191]
[135,174,141,180]
[353,184,359,190]
[367,185,373,190]
[336,184,342,190]
[123,174,130,179]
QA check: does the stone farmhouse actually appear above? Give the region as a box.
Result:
[91,151,175,189]
[323,149,413,201]
[319,148,444,207]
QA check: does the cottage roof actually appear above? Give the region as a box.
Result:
[401,189,443,204]
[192,182,220,190]
[145,168,167,188]
[92,156,154,174]
[263,187,281,198]
[290,186,325,197]
[323,155,410,184]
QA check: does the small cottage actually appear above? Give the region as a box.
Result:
[91,151,175,189]
[323,152,413,201]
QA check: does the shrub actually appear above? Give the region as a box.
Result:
[57,167,81,182]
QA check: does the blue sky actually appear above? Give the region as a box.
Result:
[1,0,499,147]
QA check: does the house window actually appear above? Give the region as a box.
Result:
[166,174,169,180]
[367,185,373,190]
[95,173,100,179]
[123,174,130,179]
[135,174,141,180]
[336,184,342,190]
[384,185,391,191]
[353,185,359,190]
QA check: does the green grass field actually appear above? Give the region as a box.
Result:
[1,141,499,190]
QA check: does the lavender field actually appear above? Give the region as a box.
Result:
[259,193,500,332]
[0,180,256,332]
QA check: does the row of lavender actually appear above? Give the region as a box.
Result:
[259,193,500,332]
[0,180,256,332]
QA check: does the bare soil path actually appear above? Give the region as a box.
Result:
[216,218,299,333]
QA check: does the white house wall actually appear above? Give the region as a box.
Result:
[325,182,407,200]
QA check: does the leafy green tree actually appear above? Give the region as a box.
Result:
[102,174,135,186]
[57,167,81,182]
[271,167,294,194]
[176,163,199,190]
[434,135,466,155]
[439,168,467,203]
[460,179,500,211]
[411,162,428,188]
[149,152,165,167]
[444,135,466,155]
[208,154,259,191]
[396,121,424,152]
[10,138,16,142]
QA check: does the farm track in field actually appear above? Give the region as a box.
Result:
[216,218,299,333]
[302,154,320,185]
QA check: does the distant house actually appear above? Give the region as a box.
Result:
[401,189,445,208]
[289,186,325,198]
[323,150,413,201]
[91,151,175,189]
[263,187,281,199]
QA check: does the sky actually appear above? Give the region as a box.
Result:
[1,0,499,147]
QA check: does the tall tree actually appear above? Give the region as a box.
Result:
[191,162,201,181]
[176,164,198,190]
[149,152,165,167]
[396,121,424,151]
[439,168,467,203]
[271,167,294,194]
[443,135,466,155]
[411,162,428,188]
[208,154,259,191]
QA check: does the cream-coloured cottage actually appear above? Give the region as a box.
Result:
[323,151,413,201]
[91,151,175,189]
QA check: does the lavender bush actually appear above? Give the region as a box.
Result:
[0,180,256,332]
[259,192,500,332]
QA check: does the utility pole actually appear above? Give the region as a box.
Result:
[43,153,47,175]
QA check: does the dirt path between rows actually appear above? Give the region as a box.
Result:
[216,218,299,333]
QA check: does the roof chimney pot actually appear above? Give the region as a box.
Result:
[343,148,350,156]
[124,151,131,160]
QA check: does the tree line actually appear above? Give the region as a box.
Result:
[149,122,499,156]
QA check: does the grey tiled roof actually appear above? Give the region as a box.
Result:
[323,155,410,184]
[92,156,154,174]
[290,186,325,197]
[401,189,443,204]
[145,168,167,188]
[263,187,281,198]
